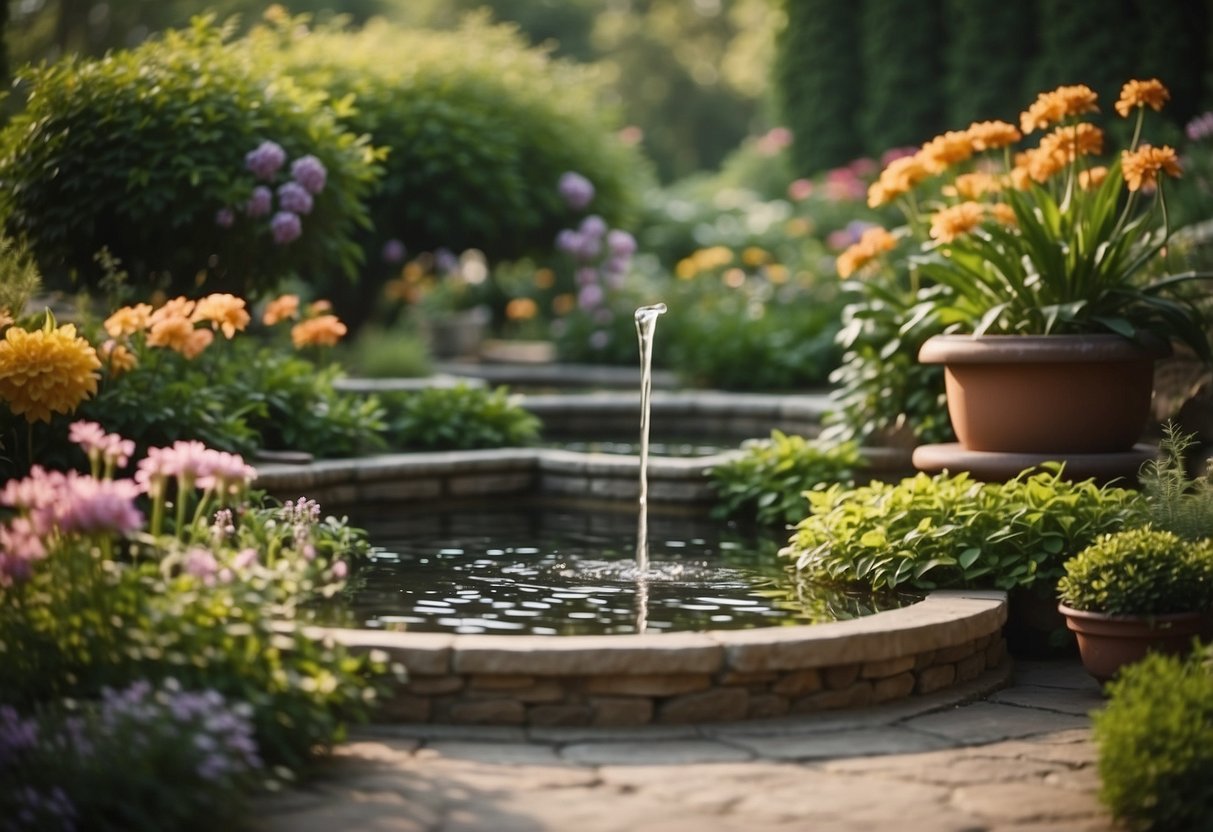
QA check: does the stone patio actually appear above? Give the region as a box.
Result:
[252,658,1118,832]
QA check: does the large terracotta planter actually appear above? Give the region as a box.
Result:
[918,334,1169,454]
[1058,604,1208,683]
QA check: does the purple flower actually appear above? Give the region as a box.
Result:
[592,308,614,326]
[555,229,582,255]
[381,239,406,264]
[606,229,636,258]
[576,266,599,287]
[214,207,235,228]
[577,284,604,310]
[69,420,134,470]
[245,186,273,218]
[245,140,286,181]
[277,181,314,216]
[271,211,302,245]
[558,171,595,211]
[602,254,631,278]
[290,154,328,194]
[579,215,607,239]
[1186,112,1213,142]
[434,248,459,274]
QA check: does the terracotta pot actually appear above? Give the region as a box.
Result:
[918,334,1169,454]
[1058,603,1208,683]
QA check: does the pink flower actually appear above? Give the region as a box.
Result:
[232,548,259,571]
[1,467,142,536]
[788,178,814,201]
[0,518,46,586]
[69,420,135,470]
[331,559,348,579]
[183,547,219,585]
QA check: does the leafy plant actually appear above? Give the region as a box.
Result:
[786,468,1146,591]
[381,384,541,451]
[709,432,863,527]
[1056,527,1213,615]
[0,17,380,298]
[1093,648,1213,832]
[336,325,432,379]
[1138,422,1213,540]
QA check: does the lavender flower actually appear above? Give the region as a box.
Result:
[290,154,328,194]
[558,171,595,210]
[271,211,302,245]
[577,284,604,310]
[245,186,273,218]
[214,207,235,228]
[555,229,582,255]
[0,705,38,766]
[434,248,459,275]
[579,215,607,239]
[277,181,314,216]
[244,140,286,181]
[381,239,406,264]
[1187,112,1213,142]
[606,229,637,258]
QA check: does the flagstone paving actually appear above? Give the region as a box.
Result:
[253,659,1119,832]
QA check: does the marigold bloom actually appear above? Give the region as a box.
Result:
[929,202,986,243]
[0,322,100,423]
[262,294,300,326]
[1020,84,1098,133]
[1115,79,1169,118]
[868,155,930,207]
[291,314,347,348]
[836,226,896,277]
[193,293,250,339]
[918,130,976,174]
[103,303,153,339]
[966,120,1022,151]
[1121,145,1182,191]
[1078,166,1109,190]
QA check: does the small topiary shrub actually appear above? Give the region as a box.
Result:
[1093,648,1213,832]
[1056,527,1213,615]
[380,384,540,451]
[786,468,1146,591]
[709,432,863,527]
[0,17,381,298]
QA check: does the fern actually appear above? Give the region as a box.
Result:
[1139,422,1213,540]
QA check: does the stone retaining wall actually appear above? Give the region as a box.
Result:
[307,590,1007,726]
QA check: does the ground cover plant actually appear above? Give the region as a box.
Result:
[379,384,541,451]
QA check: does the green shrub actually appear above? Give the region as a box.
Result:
[0,17,381,298]
[1094,649,1213,832]
[275,15,648,316]
[337,325,433,379]
[1138,422,1213,540]
[786,469,1146,591]
[381,384,540,451]
[1057,528,1213,615]
[709,432,863,527]
[858,0,946,154]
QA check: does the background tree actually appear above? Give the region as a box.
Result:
[1132,0,1209,129]
[1031,0,1137,110]
[775,0,864,175]
[944,0,1037,125]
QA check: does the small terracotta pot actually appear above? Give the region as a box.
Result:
[1058,603,1208,683]
[918,334,1169,454]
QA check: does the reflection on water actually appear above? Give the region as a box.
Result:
[320,502,918,635]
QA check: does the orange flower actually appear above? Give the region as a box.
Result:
[1121,145,1182,192]
[1039,123,1104,162]
[533,268,555,289]
[1020,84,1098,134]
[867,155,929,207]
[180,328,214,360]
[103,303,153,338]
[0,308,11,330]
[918,130,975,174]
[193,293,249,339]
[929,202,985,243]
[262,293,300,326]
[307,300,333,316]
[966,120,1022,151]
[551,293,575,315]
[989,203,1017,227]
[99,339,138,376]
[1078,166,1109,190]
[1115,79,1169,118]
[836,227,897,278]
[505,298,538,321]
[950,172,1002,200]
[291,314,347,348]
[146,314,196,353]
[150,296,196,325]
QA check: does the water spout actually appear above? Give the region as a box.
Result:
[634,303,667,632]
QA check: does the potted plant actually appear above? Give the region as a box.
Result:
[839,79,1211,455]
[1056,527,1213,682]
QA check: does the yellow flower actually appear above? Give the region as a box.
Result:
[291,314,347,348]
[966,120,1022,151]
[193,293,250,339]
[146,314,197,354]
[1115,79,1169,118]
[765,263,789,284]
[262,293,300,326]
[836,227,897,278]
[929,202,985,243]
[0,321,101,423]
[0,308,11,330]
[868,155,929,207]
[675,258,698,280]
[741,247,769,267]
[918,130,976,174]
[1020,84,1098,134]
[1078,166,1109,190]
[693,246,734,270]
[1121,145,1182,192]
[100,339,138,377]
[103,303,153,338]
[505,298,538,321]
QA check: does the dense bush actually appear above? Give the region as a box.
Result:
[709,432,862,527]
[942,0,1035,127]
[380,384,541,451]
[786,469,1146,591]
[858,0,946,154]
[0,18,380,298]
[273,15,648,322]
[1094,649,1213,832]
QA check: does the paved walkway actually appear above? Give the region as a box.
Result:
[253,659,1119,832]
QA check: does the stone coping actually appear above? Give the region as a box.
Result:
[302,590,1007,726]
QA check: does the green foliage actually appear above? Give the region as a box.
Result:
[709,432,863,527]
[786,469,1146,591]
[276,15,647,321]
[943,0,1035,126]
[1056,527,1213,615]
[0,235,41,319]
[859,0,946,154]
[775,0,864,175]
[1133,0,1209,127]
[337,325,433,379]
[1031,0,1135,111]
[1139,423,1213,540]
[380,384,540,451]
[0,17,380,298]
[1094,649,1213,832]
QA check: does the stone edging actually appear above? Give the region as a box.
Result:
[305,590,1007,727]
